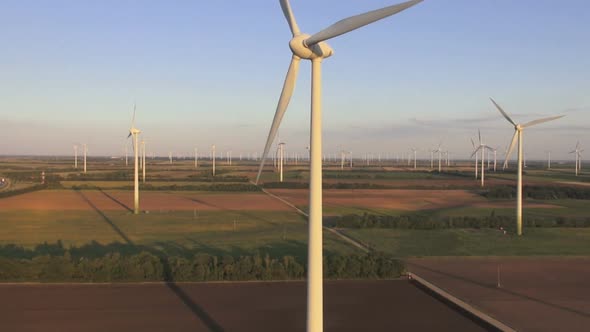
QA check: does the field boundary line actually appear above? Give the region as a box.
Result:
[409,272,516,332]
[257,186,369,252]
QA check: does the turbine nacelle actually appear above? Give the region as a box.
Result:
[290,34,334,60]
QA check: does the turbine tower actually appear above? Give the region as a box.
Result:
[127,103,141,215]
[471,130,492,187]
[569,142,583,176]
[211,145,216,176]
[141,139,146,183]
[471,138,478,179]
[83,144,87,174]
[254,1,423,330]
[194,147,198,169]
[491,98,564,236]
[73,144,78,169]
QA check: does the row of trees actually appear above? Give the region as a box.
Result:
[330,212,590,230]
[0,249,404,282]
[483,185,590,200]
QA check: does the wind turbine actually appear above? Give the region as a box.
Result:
[141,139,146,183]
[410,148,417,169]
[471,138,478,179]
[569,142,583,176]
[127,103,141,215]
[211,145,216,176]
[490,98,564,236]
[432,143,443,172]
[254,1,423,330]
[471,130,492,187]
[278,142,286,182]
[194,147,198,169]
[545,150,551,169]
[83,144,87,174]
[73,144,78,169]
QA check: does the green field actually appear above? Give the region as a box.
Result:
[342,227,590,257]
[0,210,356,260]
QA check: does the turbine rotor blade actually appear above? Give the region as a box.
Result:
[470,138,475,149]
[255,56,301,184]
[490,98,516,126]
[280,0,300,36]
[131,102,137,128]
[522,115,564,128]
[503,130,519,168]
[305,0,423,46]
[478,129,481,145]
[471,146,482,158]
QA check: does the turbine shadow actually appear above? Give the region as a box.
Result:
[98,188,133,213]
[74,189,225,332]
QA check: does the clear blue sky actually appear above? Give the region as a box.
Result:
[1,0,588,160]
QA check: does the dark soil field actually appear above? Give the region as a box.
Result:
[0,280,487,332]
[407,257,590,332]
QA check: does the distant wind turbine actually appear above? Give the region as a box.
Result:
[490,97,564,236]
[569,142,583,176]
[73,144,78,169]
[127,103,141,215]
[83,144,87,174]
[253,1,424,330]
[471,130,492,187]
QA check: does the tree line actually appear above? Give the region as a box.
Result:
[329,212,590,230]
[0,243,404,282]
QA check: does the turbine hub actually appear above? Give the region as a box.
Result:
[289,34,334,60]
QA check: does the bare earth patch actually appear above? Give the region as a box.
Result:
[0,190,292,212]
[407,257,590,332]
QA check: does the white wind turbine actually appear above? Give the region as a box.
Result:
[490,98,564,236]
[127,103,141,215]
[141,139,146,183]
[471,130,492,187]
[83,144,87,174]
[254,1,423,330]
[73,144,78,169]
[569,142,583,176]
[211,145,216,176]
[278,142,286,182]
[194,147,198,169]
[432,143,443,172]
[471,138,478,179]
[410,148,417,169]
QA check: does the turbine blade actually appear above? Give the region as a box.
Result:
[522,115,564,128]
[131,102,136,128]
[490,98,516,126]
[280,0,300,36]
[478,129,481,145]
[305,0,423,46]
[255,56,301,184]
[470,138,475,149]
[503,130,518,168]
[470,146,482,158]
[127,132,132,139]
